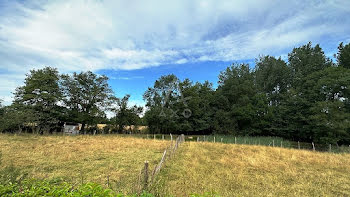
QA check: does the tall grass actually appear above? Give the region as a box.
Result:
[154,141,350,196]
[0,134,169,195]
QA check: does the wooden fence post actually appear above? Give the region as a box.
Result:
[162,135,164,140]
[107,175,110,188]
[234,137,237,144]
[147,134,149,139]
[204,135,206,141]
[143,161,149,190]
[170,133,173,142]
[329,144,332,152]
[214,136,215,143]
[272,140,275,147]
[281,141,283,148]
[197,137,199,142]
[154,134,156,140]
[298,141,300,149]
[312,142,315,151]
[221,138,223,143]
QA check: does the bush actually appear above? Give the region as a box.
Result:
[0,179,155,197]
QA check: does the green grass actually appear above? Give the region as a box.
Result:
[0,178,155,197]
[120,134,350,153]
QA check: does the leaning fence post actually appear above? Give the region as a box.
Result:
[107,175,110,188]
[143,161,149,190]
[312,142,315,151]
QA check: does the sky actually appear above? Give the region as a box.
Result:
[0,0,350,106]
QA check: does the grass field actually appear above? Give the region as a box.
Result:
[154,141,350,196]
[1,134,350,196]
[0,134,169,194]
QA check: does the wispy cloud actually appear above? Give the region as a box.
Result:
[110,76,144,80]
[1,0,349,73]
[0,0,349,104]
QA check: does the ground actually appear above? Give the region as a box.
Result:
[154,141,350,196]
[1,134,350,196]
[0,134,169,194]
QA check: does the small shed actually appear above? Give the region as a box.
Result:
[63,123,80,135]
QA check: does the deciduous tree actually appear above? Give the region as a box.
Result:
[13,67,62,134]
[61,71,115,132]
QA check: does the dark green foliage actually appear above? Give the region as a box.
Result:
[143,74,182,134]
[142,42,350,144]
[212,63,270,135]
[60,71,115,132]
[288,42,333,87]
[255,55,290,101]
[1,41,349,145]
[12,67,62,134]
[215,64,255,134]
[113,94,143,133]
[301,67,350,143]
[143,75,214,134]
[337,42,350,69]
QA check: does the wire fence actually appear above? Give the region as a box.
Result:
[136,134,185,193]
[119,134,350,153]
[188,135,350,153]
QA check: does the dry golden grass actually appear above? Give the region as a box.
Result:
[155,141,350,197]
[0,134,169,194]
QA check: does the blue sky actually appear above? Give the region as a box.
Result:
[0,0,350,106]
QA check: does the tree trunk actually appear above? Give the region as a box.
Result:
[81,123,86,135]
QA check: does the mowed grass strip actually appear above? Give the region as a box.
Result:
[0,134,169,194]
[154,141,350,197]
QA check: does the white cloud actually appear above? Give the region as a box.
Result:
[110,76,144,80]
[175,58,188,64]
[1,0,349,73]
[0,0,349,104]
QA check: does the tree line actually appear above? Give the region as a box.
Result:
[143,42,350,144]
[0,70,142,134]
[0,42,349,144]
